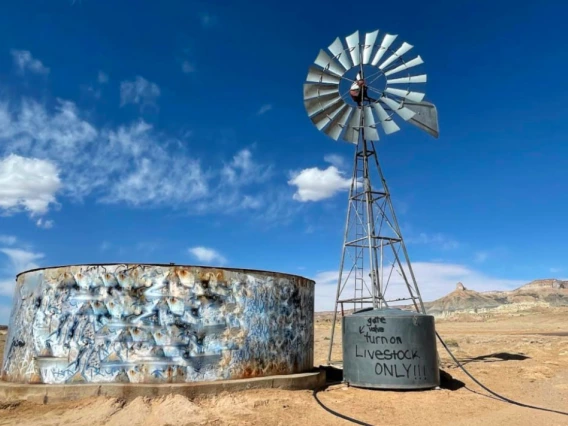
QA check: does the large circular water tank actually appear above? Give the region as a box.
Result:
[1,264,315,385]
[342,308,439,389]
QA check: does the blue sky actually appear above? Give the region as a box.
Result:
[0,0,567,322]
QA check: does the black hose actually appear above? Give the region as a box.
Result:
[436,331,568,417]
[312,386,373,426]
[312,333,567,425]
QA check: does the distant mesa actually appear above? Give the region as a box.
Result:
[516,279,566,291]
[424,279,568,318]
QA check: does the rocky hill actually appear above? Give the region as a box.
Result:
[425,279,568,318]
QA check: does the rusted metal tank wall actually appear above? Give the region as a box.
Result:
[1,264,314,384]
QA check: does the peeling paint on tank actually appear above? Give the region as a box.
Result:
[1,264,315,384]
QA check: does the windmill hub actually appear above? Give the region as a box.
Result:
[339,65,388,108]
[303,29,441,390]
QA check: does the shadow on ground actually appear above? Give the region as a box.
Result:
[459,352,530,366]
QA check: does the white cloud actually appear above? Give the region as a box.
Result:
[550,267,562,274]
[257,104,272,115]
[181,61,195,74]
[288,165,351,202]
[10,49,49,75]
[188,246,226,264]
[36,218,54,229]
[120,76,160,107]
[0,154,61,216]
[407,232,460,250]
[312,262,527,312]
[98,71,109,84]
[324,153,348,170]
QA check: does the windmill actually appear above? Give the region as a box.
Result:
[303,29,439,366]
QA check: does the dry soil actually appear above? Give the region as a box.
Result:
[0,307,567,425]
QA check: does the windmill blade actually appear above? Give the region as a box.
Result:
[363,106,379,141]
[324,105,353,141]
[303,83,339,101]
[306,66,342,85]
[372,102,400,134]
[384,88,425,102]
[371,33,397,66]
[310,101,348,131]
[304,92,342,117]
[314,49,346,77]
[342,108,362,144]
[379,96,416,121]
[345,31,361,67]
[387,74,427,84]
[404,100,439,138]
[378,42,414,70]
[362,30,379,64]
[328,37,352,71]
[384,56,424,77]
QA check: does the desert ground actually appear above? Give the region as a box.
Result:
[0,308,567,426]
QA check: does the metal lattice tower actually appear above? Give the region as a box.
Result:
[327,128,428,365]
[302,29,440,365]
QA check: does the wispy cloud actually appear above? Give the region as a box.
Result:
[10,49,49,75]
[324,153,348,170]
[550,267,562,274]
[256,104,272,116]
[474,251,489,263]
[473,247,508,263]
[97,71,109,84]
[181,60,195,74]
[0,245,44,324]
[188,246,226,264]
[221,148,272,187]
[35,218,54,229]
[0,154,61,217]
[120,76,160,108]
[407,232,460,250]
[0,247,44,297]
[0,248,43,276]
[199,12,218,28]
[0,235,17,245]
[0,95,292,223]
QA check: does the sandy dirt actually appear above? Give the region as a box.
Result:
[1,308,567,425]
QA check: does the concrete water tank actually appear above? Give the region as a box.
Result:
[1,264,314,384]
[342,307,439,389]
